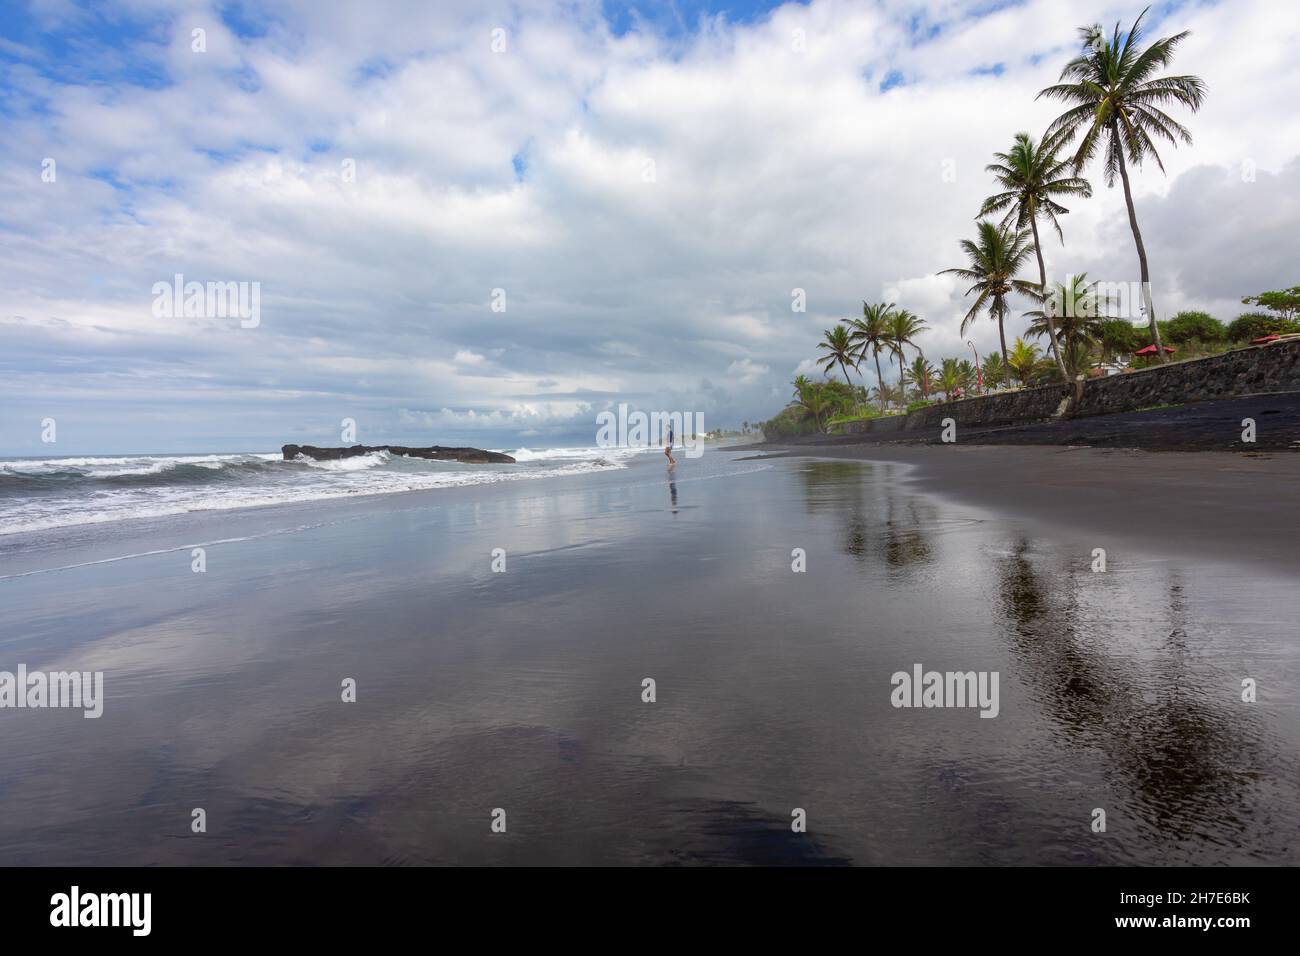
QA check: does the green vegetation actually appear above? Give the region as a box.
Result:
[1164,311,1226,343]
[758,9,1294,439]
[1241,286,1300,322]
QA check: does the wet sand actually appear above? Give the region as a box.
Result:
[2,446,1297,865]
[740,444,1300,576]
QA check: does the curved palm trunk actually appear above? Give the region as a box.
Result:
[873,350,886,414]
[1030,216,1069,384]
[1115,143,1167,363]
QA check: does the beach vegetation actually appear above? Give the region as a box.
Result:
[1164,311,1226,343]
[1241,286,1300,323]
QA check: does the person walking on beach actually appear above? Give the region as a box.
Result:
[664,420,676,467]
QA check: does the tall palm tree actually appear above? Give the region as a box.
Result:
[1006,338,1042,386]
[816,324,858,385]
[980,131,1092,383]
[886,309,928,403]
[939,220,1038,369]
[1038,6,1207,363]
[1023,273,1108,380]
[850,301,894,412]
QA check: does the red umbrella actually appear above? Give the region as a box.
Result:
[1133,344,1176,355]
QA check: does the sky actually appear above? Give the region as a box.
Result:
[1,0,1298,454]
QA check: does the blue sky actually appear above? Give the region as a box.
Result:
[1,0,1296,455]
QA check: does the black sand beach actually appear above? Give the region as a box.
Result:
[2,443,1297,865]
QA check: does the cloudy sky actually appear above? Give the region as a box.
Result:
[2,0,1297,454]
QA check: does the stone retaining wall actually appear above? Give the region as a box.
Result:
[841,339,1300,436]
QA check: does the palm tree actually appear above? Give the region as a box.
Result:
[1006,337,1041,386]
[939,220,1038,369]
[982,351,1007,389]
[903,355,937,402]
[937,357,963,401]
[1038,6,1207,363]
[955,358,978,396]
[1023,273,1108,380]
[791,376,827,432]
[886,309,928,404]
[816,324,859,384]
[850,301,894,412]
[980,131,1092,383]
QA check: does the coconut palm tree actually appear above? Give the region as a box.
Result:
[791,376,827,432]
[937,357,964,401]
[903,355,937,402]
[816,324,859,385]
[1023,273,1108,380]
[979,131,1092,383]
[850,301,894,412]
[955,358,978,396]
[940,220,1038,370]
[886,309,928,403]
[1006,337,1042,386]
[982,351,1007,389]
[1038,6,1207,363]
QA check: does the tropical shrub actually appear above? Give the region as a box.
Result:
[1227,312,1300,341]
[1096,319,1145,357]
[1164,311,1226,343]
[761,404,819,438]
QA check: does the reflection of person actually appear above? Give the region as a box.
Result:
[669,478,678,513]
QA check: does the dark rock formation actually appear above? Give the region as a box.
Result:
[283,444,515,464]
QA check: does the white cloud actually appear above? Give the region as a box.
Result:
[1,0,1297,452]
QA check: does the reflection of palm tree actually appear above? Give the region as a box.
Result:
[992,539,1262,851]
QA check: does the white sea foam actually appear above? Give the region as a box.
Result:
[0,446,640,536]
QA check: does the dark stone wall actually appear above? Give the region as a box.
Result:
[840,339,1300,436]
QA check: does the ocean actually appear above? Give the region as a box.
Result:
[0,446,655,537]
